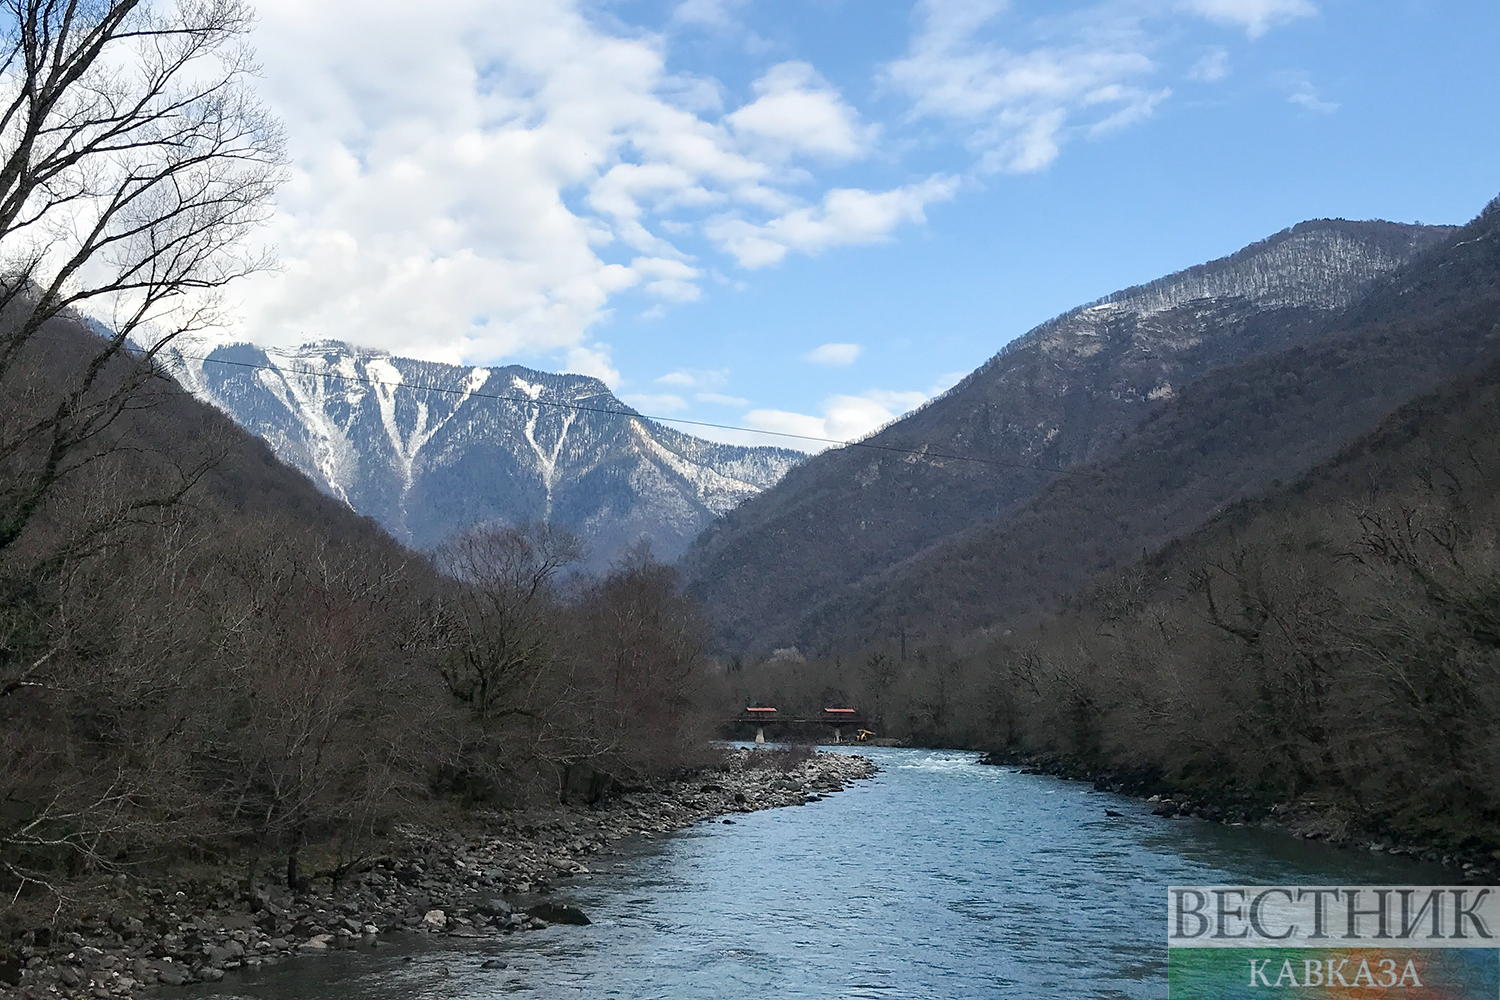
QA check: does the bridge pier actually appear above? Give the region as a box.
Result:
[754,726,766,744]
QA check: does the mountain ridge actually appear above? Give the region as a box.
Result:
[159,338,804,564]
[679,217,1459,654]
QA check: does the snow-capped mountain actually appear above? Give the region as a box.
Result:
[160,339,803,564]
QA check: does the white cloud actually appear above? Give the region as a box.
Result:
[742,408,831,444]
[671,0,750,29]
[696,392,750,406]
[656,368,729,388]
[620,392,689,414]
[1086,85,1172,137]
[863,389,930,412]
[231,0,903,368]
[803,342,863,366]
[1288,89,1337,114]
[564,344,622,384]
[707,176,958,268]
[1279,71,1338,113]
[1188,47,1231,82]
[727,62,878,163]
[885,0,1166,173]
[743,388,932,452]
[1181,0,1316,38]
[633,256,703,303]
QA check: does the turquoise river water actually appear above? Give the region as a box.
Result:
[183,747,1457,1000]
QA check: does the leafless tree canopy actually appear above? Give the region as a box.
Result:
[0,0,285,559]
[0,2,718,941]
[0,0,285,357]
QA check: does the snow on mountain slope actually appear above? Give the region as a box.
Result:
[158,338,803,564]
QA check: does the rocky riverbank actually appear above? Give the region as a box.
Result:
[980,748,1495,880]
[2,749,876,1000]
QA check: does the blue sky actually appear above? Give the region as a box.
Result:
[234,0,1500,449]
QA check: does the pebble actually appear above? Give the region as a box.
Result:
[9,750,877,1000]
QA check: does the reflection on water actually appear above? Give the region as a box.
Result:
[183,748,1455,1000]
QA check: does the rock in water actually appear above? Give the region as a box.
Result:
[526,903,590,926]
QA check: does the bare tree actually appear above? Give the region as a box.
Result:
[0,0,283,922]
[436,523,583,723]
[0,0,285,555]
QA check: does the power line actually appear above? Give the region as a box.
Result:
[142,342,1104,478]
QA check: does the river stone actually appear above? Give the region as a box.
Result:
[299,934,334,952]
[476,898,513,918]
[421,909,447,931]
[152,963,188,987]
[526,903,590,926]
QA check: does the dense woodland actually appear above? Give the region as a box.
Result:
[0,319,720,930]
[732,195,1500,854]
[0,0,722,946]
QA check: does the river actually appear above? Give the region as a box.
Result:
[183,747,1456,999]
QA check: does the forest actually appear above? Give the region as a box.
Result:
[0,0,728,942]
[730,195,1500,855]
[735,308,1500,855]
[0,315,721,932]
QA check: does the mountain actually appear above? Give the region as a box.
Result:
[814,199,1500,653]
[158,340,804,563]
[679,217,1460,655]
[973,314,1500,853]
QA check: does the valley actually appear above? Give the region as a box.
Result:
[1,4,1497,996]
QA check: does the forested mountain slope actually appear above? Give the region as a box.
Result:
[802,196,1500,653]
[2,316,720,925]
[681,218,1454,654]
[980,328,1500,850]
[159,339,803,564]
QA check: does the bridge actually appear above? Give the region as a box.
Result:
[728,707,871,744]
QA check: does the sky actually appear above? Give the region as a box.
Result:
[227,0,1500,451]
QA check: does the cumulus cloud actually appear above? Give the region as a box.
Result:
[727,62,878,163]
[1288,89,1337,114]
[741,408,831,443]
[1181,0,1316,38]
[707,176,958,268]
[564,344,622,384]
[212,0,1319,406]
[743,390,929,451]
[231,0,927,369]
[803,342,864,366]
